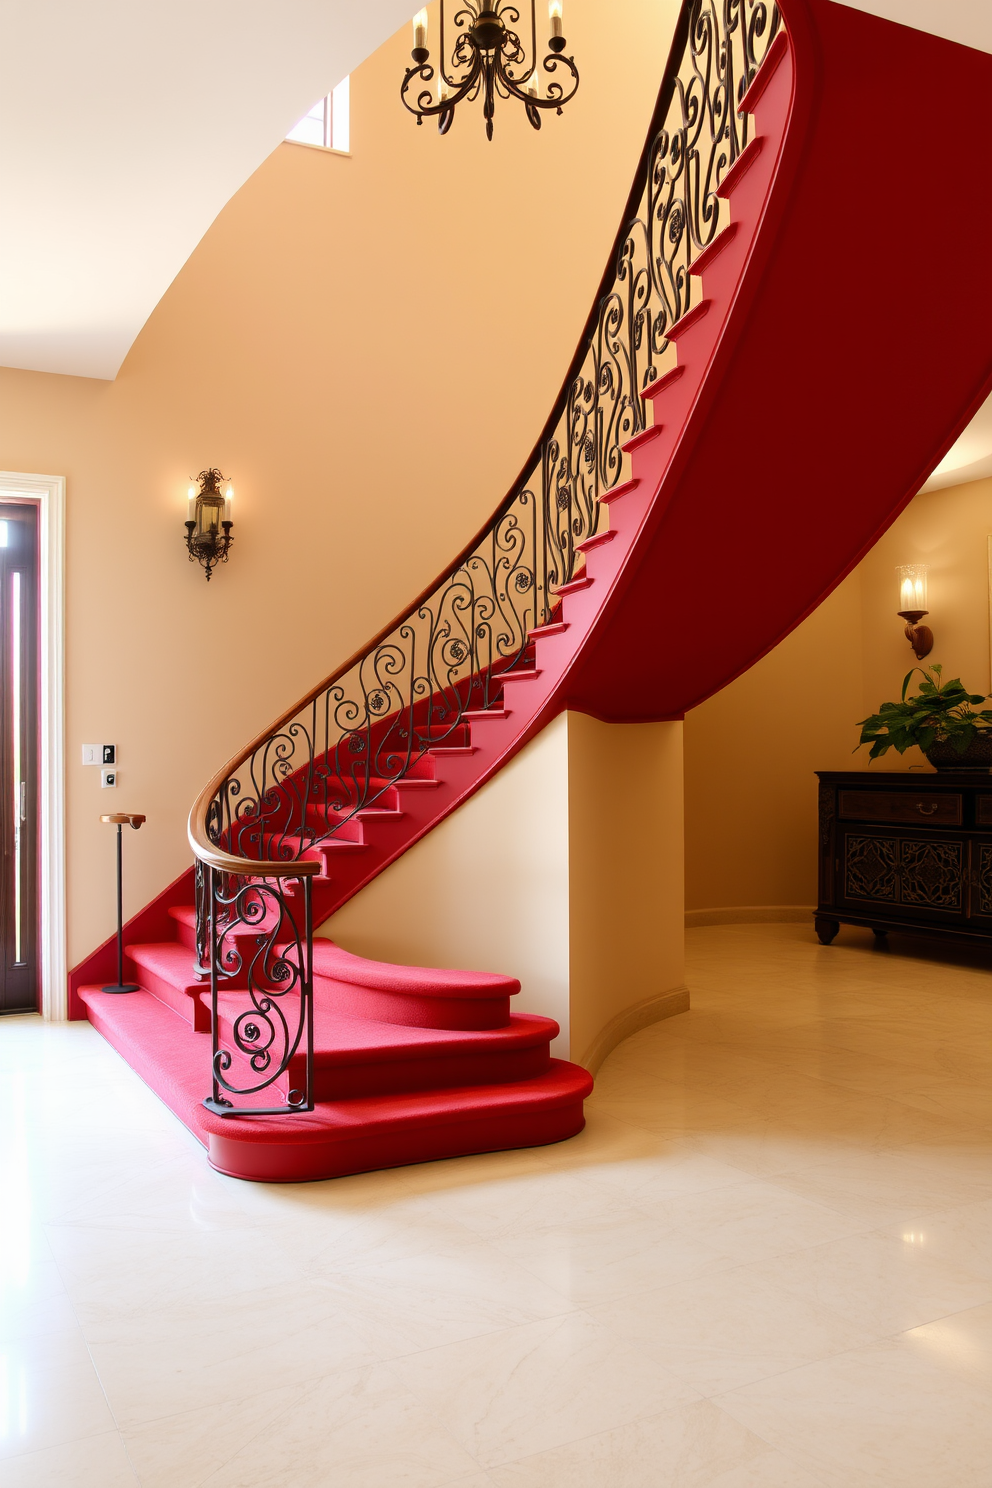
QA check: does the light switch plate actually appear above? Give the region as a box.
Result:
[101,768,117,788]
[83,744,116,765]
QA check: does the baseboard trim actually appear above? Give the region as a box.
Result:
[685,906,814,928]
[577,984,690,1075]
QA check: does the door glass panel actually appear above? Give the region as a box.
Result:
[11,569,21,963]
[0,502,39,1012]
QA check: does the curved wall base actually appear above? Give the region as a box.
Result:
[577,984,690,1077]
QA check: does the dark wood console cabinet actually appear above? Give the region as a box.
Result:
[815,771,992,949]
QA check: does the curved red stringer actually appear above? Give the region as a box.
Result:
[71,2,992,1180]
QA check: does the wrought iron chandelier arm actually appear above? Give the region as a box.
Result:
[499,52,579,110]
[400,54,482,119]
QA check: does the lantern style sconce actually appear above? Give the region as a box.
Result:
[896,563,933,659]
[184,469,234,581]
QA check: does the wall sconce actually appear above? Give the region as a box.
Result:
[184,469,233,581]
[896,563,933,659]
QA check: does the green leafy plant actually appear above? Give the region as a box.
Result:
[856,664,992,760]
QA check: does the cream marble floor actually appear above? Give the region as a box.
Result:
[1,923,990,1487]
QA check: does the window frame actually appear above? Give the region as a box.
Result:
[285,77,350,155]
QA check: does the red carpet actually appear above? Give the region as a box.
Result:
[78,932,592,1182]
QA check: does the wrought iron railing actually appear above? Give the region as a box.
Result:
[190,0,781,1116]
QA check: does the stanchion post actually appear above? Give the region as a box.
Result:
[100,812,146,994]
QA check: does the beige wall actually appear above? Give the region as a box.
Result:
[0,0,679,967]
[321,716,573,1052]
[566,714,685,1065]
[321,714,687,1068]
[684,475,992,912]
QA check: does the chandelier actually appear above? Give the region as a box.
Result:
[402,3,579,141]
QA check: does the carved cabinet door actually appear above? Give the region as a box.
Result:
[968,839,992,923]
[840,829,966,919]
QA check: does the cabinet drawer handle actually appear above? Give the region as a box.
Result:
[916,803,938,815]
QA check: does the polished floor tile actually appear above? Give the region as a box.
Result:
[717,1331,992,1487]
[2,924,990,1484]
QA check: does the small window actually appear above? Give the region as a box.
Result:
[286,76,350,153]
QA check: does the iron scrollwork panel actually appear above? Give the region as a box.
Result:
[202,867,315,1118]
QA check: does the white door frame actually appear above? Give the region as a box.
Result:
[0,472,66,1021]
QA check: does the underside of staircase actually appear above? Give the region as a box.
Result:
[69,0,992,1182]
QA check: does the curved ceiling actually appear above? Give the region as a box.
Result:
[1,0,990,492]
[0,0,417,380]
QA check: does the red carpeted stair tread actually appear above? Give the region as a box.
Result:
[210,994,557,1063]
[125,940,200,981]
[123,940,208,1027]
[310,939,519,998]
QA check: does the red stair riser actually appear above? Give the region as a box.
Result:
[216,1030,553,1103]
[207,1100,587,1183]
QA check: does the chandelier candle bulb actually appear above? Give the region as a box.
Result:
[550,0,563,39]
[186,486,196,524]
[413,8,428,55]
[224,485,234,523]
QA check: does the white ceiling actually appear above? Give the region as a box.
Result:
[830,0,992,55]
[0,1,418,380]
[1,0,989,492]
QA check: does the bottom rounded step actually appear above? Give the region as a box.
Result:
[204,1062,592,1182]
[79,985,593,1184]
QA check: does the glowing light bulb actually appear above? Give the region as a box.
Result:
[224,485,234,522]
[187,485,196,523]
[549,0,563,39]
[413,8,428,50]
[896,563,928,614]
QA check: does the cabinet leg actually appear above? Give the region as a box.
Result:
[815,915,840,945]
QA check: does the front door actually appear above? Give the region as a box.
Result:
[0,503,39,1013]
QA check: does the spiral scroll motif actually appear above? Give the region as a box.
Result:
[196,1,781,1051]
[202,866,314,1116]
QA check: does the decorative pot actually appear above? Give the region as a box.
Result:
[924,734,992,771]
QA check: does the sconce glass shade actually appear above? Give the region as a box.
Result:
[896,563,928,615]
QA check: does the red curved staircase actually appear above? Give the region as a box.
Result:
[71,0,992,1181]
[81,941,590,1183]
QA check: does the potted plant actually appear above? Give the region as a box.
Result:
[857,664,992,770]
